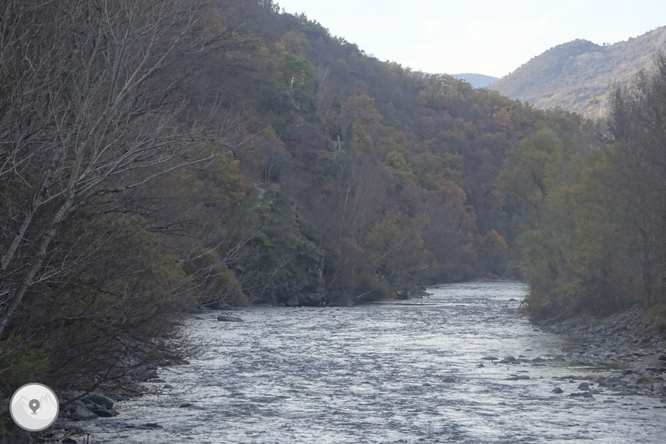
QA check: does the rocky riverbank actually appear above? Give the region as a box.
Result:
[535,306,666,400]
[0,356,191,444]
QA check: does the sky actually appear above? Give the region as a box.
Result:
[275,0,666,78]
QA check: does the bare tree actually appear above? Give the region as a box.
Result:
[0,0,232,336]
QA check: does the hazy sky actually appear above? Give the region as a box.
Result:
[275,0,666,78]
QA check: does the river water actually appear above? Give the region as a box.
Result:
[87,282,666,443]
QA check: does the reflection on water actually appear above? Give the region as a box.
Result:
[87,282,666,443]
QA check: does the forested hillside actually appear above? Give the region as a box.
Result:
[490,27,666,116]
[0,0,628,402]
[500,54,666,323]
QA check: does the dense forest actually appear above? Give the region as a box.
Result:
[1,0,666,420]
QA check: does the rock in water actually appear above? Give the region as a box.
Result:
[569,392,594,398]
[217,315,244,322]
[505,375,530,381]
[64,404,98,421]
[84,393,115,410]
[552,387,564,394]
[92,408,119,417]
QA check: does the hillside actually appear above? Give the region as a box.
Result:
[451,73,499,88]
[0,0,595,403]
[489,26,666,116]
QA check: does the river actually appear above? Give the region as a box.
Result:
[86,281,666,443]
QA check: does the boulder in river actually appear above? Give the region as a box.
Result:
[505,375,530,381]
[84,393,115,410]
[92,408,120,417]
[569,392,594,399]
[159,357,190,366]
[552,387,564,394]
[217,315,244,322]
[139,423,163,429]
[62,401,98,421]
[637,376,654,384]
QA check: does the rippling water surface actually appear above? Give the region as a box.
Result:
[89,282,666,443]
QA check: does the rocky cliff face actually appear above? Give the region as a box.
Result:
[490,27,666,116]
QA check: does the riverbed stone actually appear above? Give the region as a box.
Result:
[505,375,530,380]
[129,365,160,381]
[552,387,564,394]
[569,392,594,399]
[92,408,120,417]
[217,315,244,322]
[64,404,98,421]
[85,393,115,410]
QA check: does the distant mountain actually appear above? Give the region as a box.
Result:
[451,73,499,88]
[489,26,666,116]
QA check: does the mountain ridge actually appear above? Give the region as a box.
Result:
[489,26,666,116]
[450,73,499,88]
